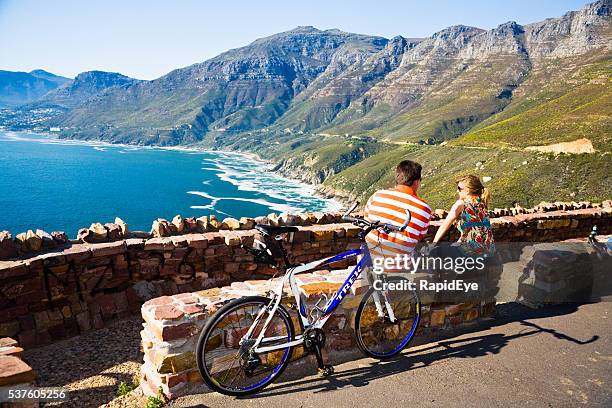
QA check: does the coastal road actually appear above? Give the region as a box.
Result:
[169,302,611,408]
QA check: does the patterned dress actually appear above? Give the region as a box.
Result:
[456,196,495,257]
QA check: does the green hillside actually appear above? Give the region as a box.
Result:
[318,50,611,209]
[324,144,612,209]
[454,52,612,152]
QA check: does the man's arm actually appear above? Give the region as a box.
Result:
[419,206,433,240]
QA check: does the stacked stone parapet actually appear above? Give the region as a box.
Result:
[0,207,609,348]
[139,270,497,398]
[2,200,609,259]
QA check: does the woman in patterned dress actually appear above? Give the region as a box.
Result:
[432,175,495,258]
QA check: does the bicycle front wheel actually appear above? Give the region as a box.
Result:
[355,276,420,359]
[195,296,294,396]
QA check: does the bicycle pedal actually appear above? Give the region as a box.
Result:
[318,365,334,377]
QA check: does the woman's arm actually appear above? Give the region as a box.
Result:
[433,200,464,243]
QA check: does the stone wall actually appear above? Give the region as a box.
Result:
[0,225,362,348]
[138,230,610,399]
[138,270,497,399]
[0,207,610,348]
[2,199,608,260]
[514,235,612,307]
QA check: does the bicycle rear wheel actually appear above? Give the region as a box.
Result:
[195,296,294,396]
[355,275,420,359]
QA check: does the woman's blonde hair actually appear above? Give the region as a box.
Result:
[456,175,491,207]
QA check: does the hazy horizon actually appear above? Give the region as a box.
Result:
[0,0,593,80]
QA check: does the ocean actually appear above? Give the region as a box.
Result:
[0,131,340,237]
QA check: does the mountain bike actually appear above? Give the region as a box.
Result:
[195,203,420,395]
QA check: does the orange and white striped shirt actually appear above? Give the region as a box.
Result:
[364,185,432,260]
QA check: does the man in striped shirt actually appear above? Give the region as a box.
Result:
[364,160,432,266]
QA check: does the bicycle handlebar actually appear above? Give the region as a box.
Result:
[342,202,412,235]
[342,202,359,219]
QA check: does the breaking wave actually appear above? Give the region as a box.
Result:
[188,152,341,216]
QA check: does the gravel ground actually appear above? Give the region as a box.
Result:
[104,387,148,408]
[22,316,147,408]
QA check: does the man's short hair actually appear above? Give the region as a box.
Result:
[395,160,422,186]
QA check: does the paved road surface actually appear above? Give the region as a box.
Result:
[170,302,611,408]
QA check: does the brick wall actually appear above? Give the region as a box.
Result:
[0,207,610,348]
[138,271,497,398]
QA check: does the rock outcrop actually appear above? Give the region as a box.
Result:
[0,231,18,259]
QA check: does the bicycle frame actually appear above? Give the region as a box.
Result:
[244,243,396,354]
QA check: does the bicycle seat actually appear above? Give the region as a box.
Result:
[255,224,299,236]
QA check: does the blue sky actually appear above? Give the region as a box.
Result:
[0,0,592,80]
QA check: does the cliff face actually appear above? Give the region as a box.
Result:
[523,0,611,58]
[268,34,417,132]
[328,1,610,143]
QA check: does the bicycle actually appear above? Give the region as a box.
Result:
[588,225,611,260]
[195,203,421,395]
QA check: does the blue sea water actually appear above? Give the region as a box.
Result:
[0,131,340,237]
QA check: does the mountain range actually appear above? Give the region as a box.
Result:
[1,0,610,209]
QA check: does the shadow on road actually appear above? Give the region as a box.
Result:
[237,302,600,399]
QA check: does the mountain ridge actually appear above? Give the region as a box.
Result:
[31,70,142,109]
[0,70,71,107]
